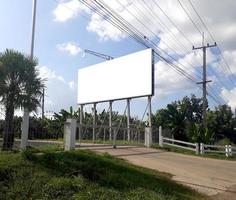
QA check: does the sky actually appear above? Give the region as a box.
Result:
[0,0,236,119]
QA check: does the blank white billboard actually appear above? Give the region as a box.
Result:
[77,49,153,104]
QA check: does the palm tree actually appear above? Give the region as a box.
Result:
[0,49,44,150]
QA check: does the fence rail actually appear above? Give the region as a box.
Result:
[158,126,235,157]
[200,143,235,157]
[160,136,198,154]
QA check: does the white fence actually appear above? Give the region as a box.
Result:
[200,143,235,157]
[163,137,198,153]
[159,136,199,154]
[158,126,235,157]
[159,126,199,154]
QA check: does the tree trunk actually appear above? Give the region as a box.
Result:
[2,105,14,151]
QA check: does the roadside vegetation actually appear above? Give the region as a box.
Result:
[0,148,206,200]
[153,95,236,145]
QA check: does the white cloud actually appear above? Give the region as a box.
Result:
[154,52,199,99]
[86,13,126,41]
[56,42,82,56]
[221,87,236,109]
[212,50,236,76]
[53,0,88,22]
[37,66,77,113]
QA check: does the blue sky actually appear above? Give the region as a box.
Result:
[1,0,236,119]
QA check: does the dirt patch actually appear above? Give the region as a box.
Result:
[210,184,236,200]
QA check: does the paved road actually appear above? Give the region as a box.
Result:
[81,145,236,198]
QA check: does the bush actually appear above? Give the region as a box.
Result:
[217,138,231,145]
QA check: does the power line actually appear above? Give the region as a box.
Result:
[116,0,202,81]
[187,0,236,86]
[50,0,225,106]
[79,0,224,105]
[83,0,197,83]
[177,0,202,36]
[117,0,229,97]
[132,0,203,80]
[177,0,232,94]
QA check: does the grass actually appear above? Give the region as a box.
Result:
[0,146,206,200]
[153,144,236,161]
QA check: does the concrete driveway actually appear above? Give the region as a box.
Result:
[81,145,236,199]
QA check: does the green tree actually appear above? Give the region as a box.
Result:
[53,106,79,124]
[213,105,235,142]
[154,95,205,142]
[0,49,44,150]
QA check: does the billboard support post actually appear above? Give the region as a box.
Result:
[148,96,152,127]
[93,103,96,143]
[79,104,83,143]
[127,98,130,141]
[109,101,113,141]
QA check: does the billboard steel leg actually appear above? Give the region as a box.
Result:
[79,105,83,144]
[109,101,113,141]
[93,103,96,143]
[127,98,130,141]
[148,96,152,127]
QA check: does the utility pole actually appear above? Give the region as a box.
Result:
[30,0,37,59]
[193,33,216,130]
[21,0,37,150]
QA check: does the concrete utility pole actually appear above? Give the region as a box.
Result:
[193,33,216,130]
[30,0,37,59]
[21,0,37,150]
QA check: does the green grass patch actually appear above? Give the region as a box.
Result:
[0,148,206,200]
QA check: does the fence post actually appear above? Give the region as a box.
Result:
[64,119,76,151]
[229,145,232,157]
[159,126,163,147]
[200,143,204,155]
[195,143,199,155]
[113,128,117,149]
[225,145,229,157]
[145,127,152,147]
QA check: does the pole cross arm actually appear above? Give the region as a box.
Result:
[193,42,217,50]
[196,80,212,84]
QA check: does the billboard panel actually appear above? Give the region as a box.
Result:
[77,49,153,104]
